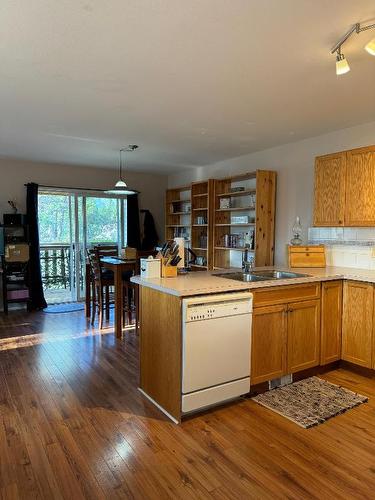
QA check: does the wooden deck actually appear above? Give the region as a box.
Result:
[1,309,375,498]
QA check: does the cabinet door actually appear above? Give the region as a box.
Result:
[345,146,375,226]
[287,299,320,373]
[251,305,287,384]
[342,281,373,367]
[320,281,342,365]
[313,152,346,226]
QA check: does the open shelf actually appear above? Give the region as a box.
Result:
[214,247,255,252]
[190,180,214,271]
[165,185,192,246]
[168,198,191,204]
[213,171,276,269]
[167,171,276,271]
[166,224,190,228]
[216,189,256,198]
[216,207,255,212]
[215,223,255,227]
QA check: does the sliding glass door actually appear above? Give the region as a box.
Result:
[38,189,126,304]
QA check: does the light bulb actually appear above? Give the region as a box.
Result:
[115,180,127,188]
[336,53,350,75]
[365,37,375,56]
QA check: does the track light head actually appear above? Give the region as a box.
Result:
[336,51,350,75]
[365,37,375,56]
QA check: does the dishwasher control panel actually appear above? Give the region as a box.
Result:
[185,298,252,322]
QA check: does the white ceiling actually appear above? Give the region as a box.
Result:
[0,0,374,174]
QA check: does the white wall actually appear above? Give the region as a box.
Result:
[168,121,375,265]
[0,158,167,242]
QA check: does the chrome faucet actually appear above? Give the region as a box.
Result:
[242,248,254,273]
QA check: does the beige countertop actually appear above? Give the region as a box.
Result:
[131,266,375,297]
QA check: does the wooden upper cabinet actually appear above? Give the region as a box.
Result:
[345,146,375,226]
[313,145,375,227]
[342,281,373,368]
[313,152,346,226]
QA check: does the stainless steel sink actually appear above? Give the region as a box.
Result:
[215,272,268,282]
[215,270,310,283]
[251,270,309,279]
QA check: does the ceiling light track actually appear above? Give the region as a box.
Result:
[331,21,375,75]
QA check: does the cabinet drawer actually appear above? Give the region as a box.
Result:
[253,283,321,307]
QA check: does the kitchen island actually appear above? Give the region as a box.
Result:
[132,266,375,422]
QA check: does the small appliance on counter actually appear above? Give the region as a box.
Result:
[140,256,161,278]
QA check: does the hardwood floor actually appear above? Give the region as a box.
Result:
[1,311,375,499]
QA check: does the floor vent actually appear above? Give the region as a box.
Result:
[269,374,293,390]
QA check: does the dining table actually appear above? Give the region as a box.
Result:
[85,256,137,338]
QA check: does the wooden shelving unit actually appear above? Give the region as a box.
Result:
[165,186,191,251]
[165,172,276,271]
[190,179,214,270]
[213,171,276,270]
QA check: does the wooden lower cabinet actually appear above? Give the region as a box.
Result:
[320,281,343,365]
[342,281,373,368]
[251,305,287,384]
[251,285,321,383]
[287,299,320,373]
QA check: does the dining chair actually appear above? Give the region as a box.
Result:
[89,246,139,331]
[87,249,115,329]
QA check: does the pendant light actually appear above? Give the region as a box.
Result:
[106,145,139,195]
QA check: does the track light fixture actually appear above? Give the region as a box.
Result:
[331,21,375,75]
[335,49,350,75]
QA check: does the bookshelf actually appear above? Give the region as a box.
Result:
[165,186,191,251]
[165,171,276,271]
[213,171,276,270]
[190,180,214,270]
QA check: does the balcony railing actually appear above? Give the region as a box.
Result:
[40,242,117,291]
[40,243,72,290]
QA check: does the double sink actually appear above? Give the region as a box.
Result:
[215,270,310,283]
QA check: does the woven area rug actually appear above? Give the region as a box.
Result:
[44,302,85,314]
[252,376,368,428]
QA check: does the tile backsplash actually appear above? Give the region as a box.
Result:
[308,227,375,243]
[308,227,375,270]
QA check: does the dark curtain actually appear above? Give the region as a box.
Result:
[26,183,47,310]
[141,210,159,250]
[127,194,141,249]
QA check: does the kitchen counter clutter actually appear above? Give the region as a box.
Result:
[134,265,375,424]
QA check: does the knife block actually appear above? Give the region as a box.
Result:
[161,258,178,278]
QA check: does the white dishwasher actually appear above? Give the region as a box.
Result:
[182,291,252,414]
